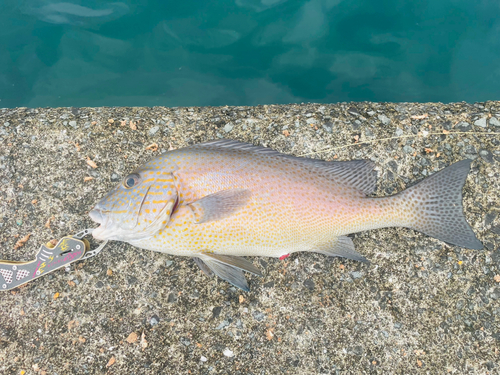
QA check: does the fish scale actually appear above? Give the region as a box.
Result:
[90,139,483,291]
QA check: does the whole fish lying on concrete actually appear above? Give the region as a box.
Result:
[89,140,483,291]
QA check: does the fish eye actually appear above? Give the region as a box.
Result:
[123,173,141,189]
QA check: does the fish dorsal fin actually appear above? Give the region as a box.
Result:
[313,159,377,196]
[194,139,377,196]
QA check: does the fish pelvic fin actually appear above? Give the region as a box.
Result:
[188,189,251,224]
[314,236,369,263]
[196,253,262,291]
[398,159,483,250]
[193,257,214,277]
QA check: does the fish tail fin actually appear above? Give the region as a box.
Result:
[398,159,482,249]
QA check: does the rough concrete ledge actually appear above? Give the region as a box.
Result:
[0,102,499,374]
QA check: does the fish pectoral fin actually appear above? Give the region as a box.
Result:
[193,257,214,277]
[188,189,251,224]
[314,236,369,263]
[198,253,262,291]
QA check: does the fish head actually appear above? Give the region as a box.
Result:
[89,166,178,241]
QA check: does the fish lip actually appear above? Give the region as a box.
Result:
[89,208,104,224]
[89,208,111,240]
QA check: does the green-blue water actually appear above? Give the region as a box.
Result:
[1,0,499,108]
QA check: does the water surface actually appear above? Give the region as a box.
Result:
[1,0,499,108]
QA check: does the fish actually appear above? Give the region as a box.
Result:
[89,139,483,291]
[24,1,129,26]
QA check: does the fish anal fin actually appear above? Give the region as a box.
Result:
[197,253,262,291]
[314,236,369,263]
[188,189,251,224]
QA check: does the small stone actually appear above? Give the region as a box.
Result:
[351,271,363,279]
[403,145,414,154]
[200,356,208,362]
[110,173,120,182]
[150,315,160,326]
[3,122,10,126]
[456,121,471,131]
[224,123,234,133]
[474,117,487,128]
[378,114,390,125]
[464,145,477,155]
[212,306,222,318]
[69,121,77,128]
[419,157,430,166]
[303,278,315,290]
[489,117,500,127]
[252,311,266,321]
[479,150,494,163]
[223,348,234,357]
[348,345,364,356]
[367,111,376,116]
[216,320,230,330]
[165,260,173,267]
[347,107,360,116]
[395,128,404,137]
[149,126,159,135]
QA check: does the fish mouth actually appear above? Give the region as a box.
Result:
[89,208,105,224]
[89,208,109,240]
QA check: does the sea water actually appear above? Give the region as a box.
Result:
[0,0,499,108]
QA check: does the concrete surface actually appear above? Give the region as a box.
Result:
[0,102,499,374]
